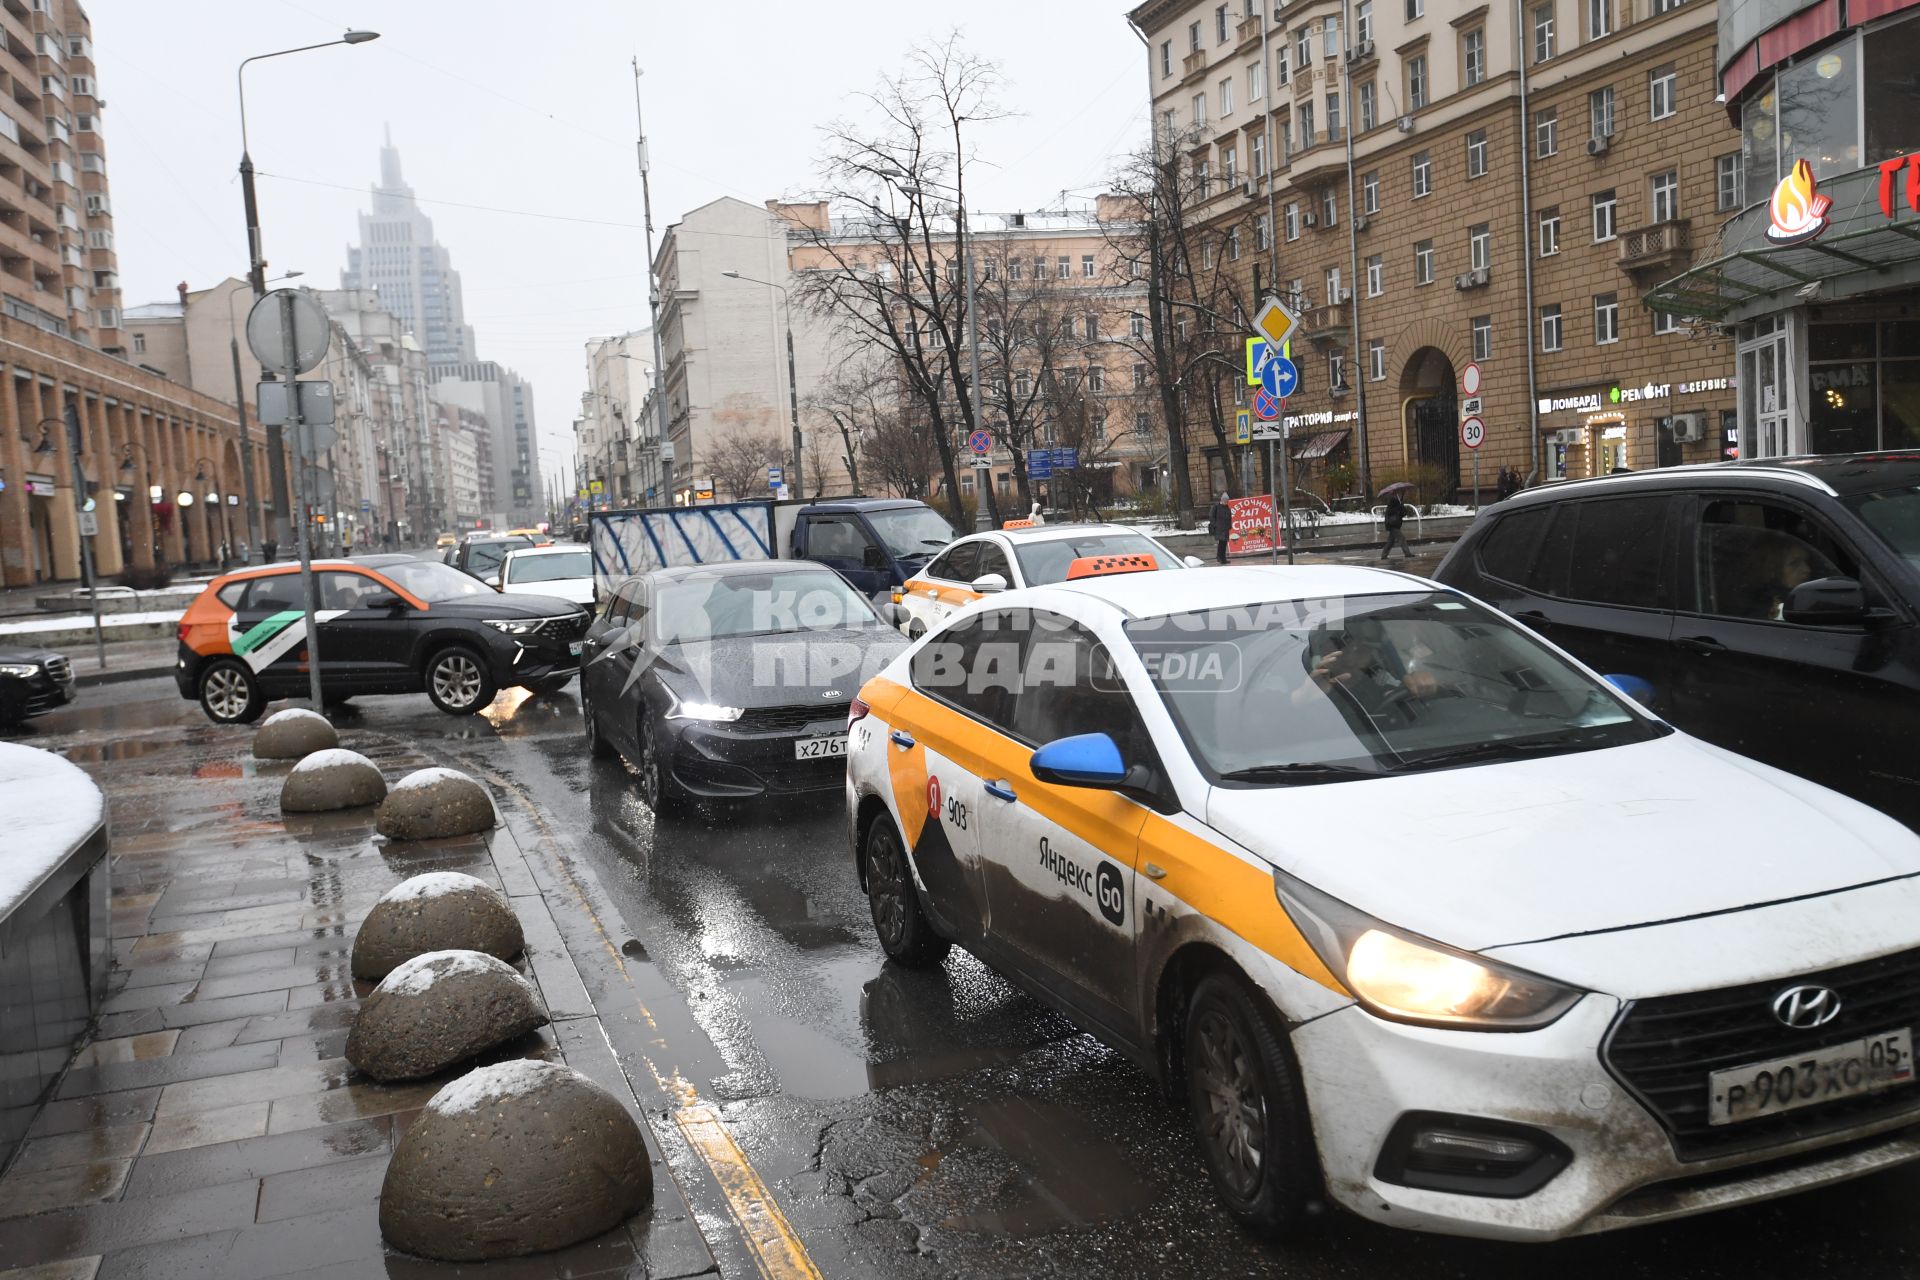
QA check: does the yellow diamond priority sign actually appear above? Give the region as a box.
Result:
[1253,296,1298,348]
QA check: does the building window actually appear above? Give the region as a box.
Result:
[1541,304,1563,351]
[1057,255,1071,280]
[1088,366,1105,392]
[1299,101,1316,143]
[1533,4,1556,61]
[1220,76,1235,116]
[1464,29,1486,86]
[1469,223,1491,271]
[1368,338,1387,380]
[1329,351,1347,389]
[1649,63,1676,120]
[1222,146,1238,184]
[75,113,94,132]
[1228,226,1242,259]
[131,332,145,354]
[1357,0,1375,44]
[1161,41,1172,78]
[1590,85,1615,139]
[1256,212,1272,250]
[1285,201,1301,240]
[1323,18,1341,60]
[1366,253,1384,296]
[1322,188,1338,227]
[1408,54,1428,109]
[1538,206,1561,256]
[1653,0,1687,10]
[1252,132,1267,177]
[1297,23,1315,67]
[1085,313,1100,339]
[1275,41,1289,85]
[1591,189,1617,241]
[1192,93,1208,127]
[1594,292,1620,344]
[1587,0,1611,40]
[1411,149,1431,198]
[1204,238,1218,270]
[1466,128,1488,178]
[1008,258,1023,281]
[1535,107,1558,157]
[1217,3,1230,43]
[1414,239,1435,285]
[1325,265,1344,303]
[1716,153,1744,210]
[1472,315,1492,361]
[1359,80,1377,132]
[1651,169,1679,223]
[1407,0,1424,19]
[1130,312,1146,338]
[1249,60,1265,100]
[1653,309,1680,335]
[1134,362,1148,388]
[1190,20,1202,52]
[1082,254,1097,278]
[1327,90,1343,140]
[1279,120,1293,162]
[1362,170,1380,213]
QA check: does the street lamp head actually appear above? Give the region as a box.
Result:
[721,271,742,279]
[342,30,380,44]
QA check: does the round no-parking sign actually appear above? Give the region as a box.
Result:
[1461,415,1486,450]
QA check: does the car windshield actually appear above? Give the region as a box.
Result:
[865,506,957,559]
[378,559,497,603]
[467,539,531,573]
[507,549,591,583]
[1130,591,1662,784]
[1015,531,1181,583]
[1844,487,1920,569]
[651,569,883,643]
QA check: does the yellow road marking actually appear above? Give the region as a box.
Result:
[676,1104,825,1280]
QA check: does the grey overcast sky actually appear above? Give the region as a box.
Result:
[90,1,1148,494]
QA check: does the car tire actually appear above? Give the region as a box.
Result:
[635,714,686,816]
[582,684,615,759]
[199,658,266,725]
[424,646,496,716]
[863,815,950,968]
[1182,971,1320,1239]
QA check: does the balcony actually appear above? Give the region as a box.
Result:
[1183,48,1209,79]
[1293,65,1318,95]
[1237,15,1264,45]
[1287,132,1347,187]
[1617,219,1691,276]
[1300,298,1352,344]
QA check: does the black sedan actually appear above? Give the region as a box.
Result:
[581,560,909,813]
[0,645,75,729]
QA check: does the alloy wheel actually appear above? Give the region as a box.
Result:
[205,667,249,720]
[433,653,483,709]
[638,719,661,808]
[868,827,908,947]
[1192,1007,1267,1198]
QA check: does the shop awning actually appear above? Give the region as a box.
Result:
[1291,429,1349,460]
[1645,164,1920,322]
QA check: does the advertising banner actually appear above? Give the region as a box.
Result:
[1228,495,1278,557]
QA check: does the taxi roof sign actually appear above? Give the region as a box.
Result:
[1002,518,1036,529]
[1253,296,1298,348]
[1066,553,1158,580]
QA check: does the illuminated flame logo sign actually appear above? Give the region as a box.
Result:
[1766,159,1834,246]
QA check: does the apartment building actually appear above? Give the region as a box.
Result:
[1130,0,1741,501]
[576,329,655,506]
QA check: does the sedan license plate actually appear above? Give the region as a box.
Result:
[794,735,848,760]
[568,641,582,656]
[1708,1028,1914,1126]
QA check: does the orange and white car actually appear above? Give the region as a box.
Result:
[892,522,1198,637]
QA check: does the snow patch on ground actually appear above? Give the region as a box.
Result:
[427,1059,573,1116]
[261,708,331,728]
[290,748,375,775]
[391,766,476,793]
[379,871,492,905]
[0,610,182,635]
[0,743,104,918]
[380,948,520,997]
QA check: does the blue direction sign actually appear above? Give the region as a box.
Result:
[967,428,992,455]
[1260,356,1300,399]
[768,465,784,488]
[1027,450,1053,480]
[1252,388,1279,420]
[1050,447,1079,471]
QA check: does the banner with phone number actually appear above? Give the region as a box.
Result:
[1227,495,1279,557]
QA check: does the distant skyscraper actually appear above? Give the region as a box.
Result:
[342,129,476,367]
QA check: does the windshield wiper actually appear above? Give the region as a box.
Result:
[1219,761,1387,784]
[1397,732,1607,771]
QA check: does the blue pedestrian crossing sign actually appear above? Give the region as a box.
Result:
[1234,411,1252,445]
[1261,356,1300,399]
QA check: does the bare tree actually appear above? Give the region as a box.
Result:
[864,405,943,498]
[807,360,898,495]
[704,395,783,501]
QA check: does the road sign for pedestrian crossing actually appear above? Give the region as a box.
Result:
[1235,411,1252,445]
[1245,338,1277,386]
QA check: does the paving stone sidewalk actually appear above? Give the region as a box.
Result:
[0,720,715,1279]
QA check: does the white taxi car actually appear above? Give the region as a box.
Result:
[894,522,1198,637]
[845,561,1920,1241]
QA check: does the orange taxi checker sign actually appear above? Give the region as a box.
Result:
[1002,518,1036,529]
[1765,159,1834,246]
[1066,553,1159,580]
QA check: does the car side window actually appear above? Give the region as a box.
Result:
[931,542,981,584]
[973,542,1012,584]
[807,517,868,561]
[1560,497,1674,609]
[316,572,379,611]
[1475,506,1552,586]
[1695,497,1858,622]
[216,581,247,608]
[600,582,630,624]
[908,611,1023,732]
[242,575,299,612]
[1014,616,1148,756]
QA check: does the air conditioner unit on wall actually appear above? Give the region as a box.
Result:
[1455,268,1489,290]
[1397,115,1416,133]
[1587,135,1610,157]
[1354,215,1370,232]
[1347,39,1375,61]
[1303,212,1318,228]
[1670,412,1705,443]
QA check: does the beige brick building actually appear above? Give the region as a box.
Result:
[1130,0,1742,504]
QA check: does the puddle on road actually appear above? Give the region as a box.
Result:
[939,1093,1164,1235]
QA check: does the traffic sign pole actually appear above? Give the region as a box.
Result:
[277,290,325,710]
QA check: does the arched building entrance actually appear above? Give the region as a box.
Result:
[1399,346,1458,500]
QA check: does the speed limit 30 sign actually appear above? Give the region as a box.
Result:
[1460,415,1486,450]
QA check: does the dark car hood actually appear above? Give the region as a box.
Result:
[0,645,58,663]
[658,627,907,708]
[426,594,585,620]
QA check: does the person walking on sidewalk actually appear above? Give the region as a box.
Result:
[1208,493,1233,564]
[1380,492,1413,560]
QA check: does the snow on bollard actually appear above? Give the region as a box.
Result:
[351,871,524,980]
[279,748,386,812]
[345,950,549,1082]
[380,1060,653,1261]
[375,767,496,841]
[252,708,339,760]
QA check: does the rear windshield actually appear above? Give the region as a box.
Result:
[378,559,495,603]
[506,549,591,583]
[1014,531,1181,584]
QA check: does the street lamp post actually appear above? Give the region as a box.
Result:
[192,457,232,568]
[44,411,105,666]
[720,271,805,498]
[237,31,376,555]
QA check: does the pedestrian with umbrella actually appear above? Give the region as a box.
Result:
[1379,482,1415,561]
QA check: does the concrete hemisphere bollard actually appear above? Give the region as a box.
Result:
[279,748,387,813]
[252,708,339,760]
[376,767,497,841]
[351,871,525,980]
[380,1060,654,1261]
[345,950,549,1082]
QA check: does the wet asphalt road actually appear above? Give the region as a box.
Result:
[18,677,1920,1278]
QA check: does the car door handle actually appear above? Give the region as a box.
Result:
[889,730,915,750]
[1676,635,1726,656]
[984,780,1017,803]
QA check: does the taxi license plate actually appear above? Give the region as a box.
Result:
[794,735,847,760]
[1708,1028,1914,1126]
[568,641,582,656]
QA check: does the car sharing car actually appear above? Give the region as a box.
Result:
[500,544,596,608]
[0,644,75,729]
[895,522,1199,637]
[582,559,907,815]
[176,556,589,723]
[846,560,1920,1241]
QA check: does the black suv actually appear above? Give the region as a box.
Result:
[443,535,535,587]
[1434,454,1920,828]
[0,645,75,729]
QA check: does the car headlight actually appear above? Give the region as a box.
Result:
[1273,867,1581,1031]
[0,662,39,678]
[665,692,743,722]
[483,619,538,635]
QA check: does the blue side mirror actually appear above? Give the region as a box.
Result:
[1604,674,1656,705]
[1030,732,1128,788]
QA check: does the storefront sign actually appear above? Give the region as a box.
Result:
[1677,378,1732,394]
[1765,159,1833,246]
[1611,383,1672,404]
[1227,495,1276,557]
[1878,154,1920,220]
[1280,408,1360,430]
[1538,392,1605,414]
[1541,378,1733,416]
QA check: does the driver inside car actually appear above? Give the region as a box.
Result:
[1294,617,1444,715]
